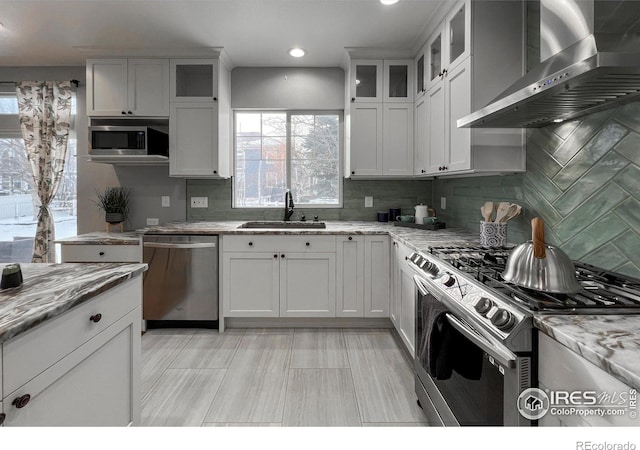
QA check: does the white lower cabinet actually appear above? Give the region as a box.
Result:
[538,333,637,427]
[1,277,141,426]
[336,236,365,317]
[364,235,390,317]
[392,240,416,356]
[222,236,337,318]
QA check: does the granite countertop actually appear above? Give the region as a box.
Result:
[534,315,640,391]
[54,231,141,245]
[0,262,147,344]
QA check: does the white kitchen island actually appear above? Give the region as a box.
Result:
[0,262,146,426]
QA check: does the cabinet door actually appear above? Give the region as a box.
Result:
[364,235,390,318]
[426,82,446,174]
[222,253,279,317]
[445,57,471,172]
[280,253,336,317]
[127,59,170,116]
[383,103,413,176]
[446,0,471,72]
[86,59,128,116]
[349,104,383,177]
[414,95,429,175]
[426,27,445,92]
[170,59,218,102]
[3,309,141,426]
[414,45,427,101]
[169,103,218,177]
[336,236,364,317]
[350,60,383,103]
[383,60,413,103]
[399,264,416,357]
[390,241,401,329]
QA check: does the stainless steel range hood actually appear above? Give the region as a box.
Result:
[458,0,640,128]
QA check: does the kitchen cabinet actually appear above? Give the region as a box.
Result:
[86,58,170,117]
[169,58,232,178]
[538,333,637,427]
[364,235,390,317]
[414,44,427,101]
[416,0,525,177]
[59,243,142,263]
[391,240,415,356]
[336,235,365,317]
[1,278,141,426]
[347,58,414,178]
[222,235,336,318]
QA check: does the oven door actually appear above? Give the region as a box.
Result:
[414,275,532,426]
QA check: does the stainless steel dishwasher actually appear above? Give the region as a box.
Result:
[142,235,218,327]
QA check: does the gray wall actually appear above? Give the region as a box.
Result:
[433,102,640,278]
[187,178,432,221]
[232,67,344,109]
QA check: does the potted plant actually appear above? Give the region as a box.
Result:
[94,186,130,225]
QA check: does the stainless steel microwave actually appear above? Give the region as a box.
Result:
[89,126,169,156]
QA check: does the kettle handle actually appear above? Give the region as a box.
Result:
[532,217,546,259]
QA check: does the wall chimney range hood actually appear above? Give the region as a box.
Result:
[458,0,640,129]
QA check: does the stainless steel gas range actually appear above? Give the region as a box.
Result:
[410,244,640,427]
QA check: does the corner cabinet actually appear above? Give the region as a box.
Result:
[414,0,526,177]
[169,58,232,178]
[86,58,170,117]
[1,277,141,426]
[347,59,414,178]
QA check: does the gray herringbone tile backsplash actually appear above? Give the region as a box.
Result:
[434,103,640,278]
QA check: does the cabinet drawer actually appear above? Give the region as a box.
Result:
[2,277,141,396]
[60,244,141,262]
[223,235,336,253]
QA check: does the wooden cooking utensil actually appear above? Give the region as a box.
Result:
[481,201,494,222]
[494,202,511,223]
[498,204,519,222]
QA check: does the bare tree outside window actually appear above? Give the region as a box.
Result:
[234,111,341,208]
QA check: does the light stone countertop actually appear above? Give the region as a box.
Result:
[534,315,640,391]
[54,231,141,245]
[0,263,147,344]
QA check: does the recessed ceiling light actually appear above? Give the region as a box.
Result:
[380,0,399,5]
[288,48,307,58]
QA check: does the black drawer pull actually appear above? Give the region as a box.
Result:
[12,394,30,409]
[99,251,105,256]
[348,236,353,241]
[90,313,102,323]
[248,242,253,246]
[281,254,285,258]
[305,242,310,247]
[274,254,278,259]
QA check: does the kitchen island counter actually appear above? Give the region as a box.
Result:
[0,262,147,343]
[535,314,640,391]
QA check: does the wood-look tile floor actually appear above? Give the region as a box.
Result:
[141,328,428,427]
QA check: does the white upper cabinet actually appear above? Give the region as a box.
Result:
[87,58,170,117]
[170,59,218,103]
[383,60,413,103]
[414,44,427,101]
[349,60,383,103]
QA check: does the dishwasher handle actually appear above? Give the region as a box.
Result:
[143,242,217,249]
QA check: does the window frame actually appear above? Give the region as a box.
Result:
[232,109,344,209]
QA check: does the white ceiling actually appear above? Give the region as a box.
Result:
[0,0,450,68]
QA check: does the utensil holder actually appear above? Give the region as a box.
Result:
[480,221,507,247]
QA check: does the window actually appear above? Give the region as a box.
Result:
[0,91,77,263]
[234,111,342,208]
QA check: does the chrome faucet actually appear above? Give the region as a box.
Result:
[284,190,295,221]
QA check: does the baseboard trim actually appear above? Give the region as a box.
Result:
[224,317,393,329]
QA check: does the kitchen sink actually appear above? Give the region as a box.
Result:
[238,221,327,229]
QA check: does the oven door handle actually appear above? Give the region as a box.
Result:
[413,274,432,297]
[445,313,517,369]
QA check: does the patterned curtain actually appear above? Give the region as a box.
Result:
[15,81,73,263]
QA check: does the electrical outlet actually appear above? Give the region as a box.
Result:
[146,218,159,226]
[441,197,447,210]
[364,196,373,208]
[190,197,208,208]
[161,196,170,207]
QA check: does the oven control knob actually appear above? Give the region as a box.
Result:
[475,297,494,315]
[491,309,516,331]
[424,262,439,277]
[441,274,456,287]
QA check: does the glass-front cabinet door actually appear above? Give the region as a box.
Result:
[426,28,444,91]
[415,44,427,100]
[350,60,383,103]
[383,60,413,103]
[446,0,470,71]
[170,59,218,102]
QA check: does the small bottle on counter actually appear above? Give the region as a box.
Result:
[1,263,23,289]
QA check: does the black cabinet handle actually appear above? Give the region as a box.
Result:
[0,412,5,425]
[127,111,133,115]
[351,97,355,103]
[248,242,253,247]
[90,313,102,323]
[213,97,217,101]
[351,171,355,175]
[274,254,278,259]
[213,170,217,174]
[421,169,426,174]
[348,236,353,241]
[99,251,105,256]
[12,394,30,409]
[305,242,310,247]
[121,111,127,115]
[281,254,285,258]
